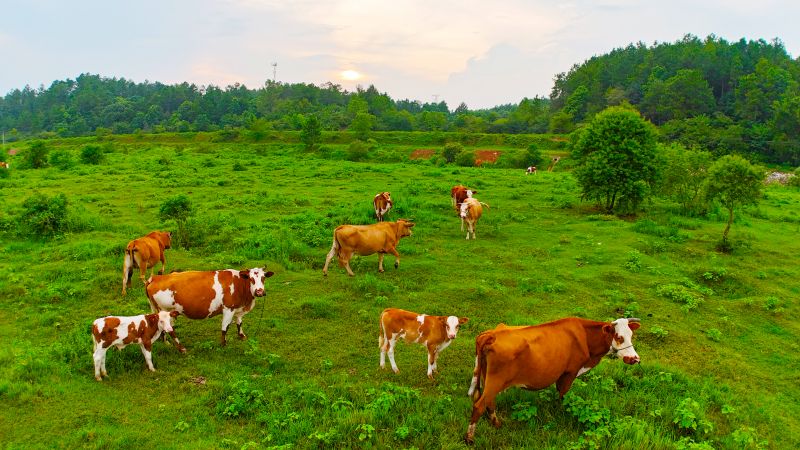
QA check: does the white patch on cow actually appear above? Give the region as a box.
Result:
[208,272,225,317]
[468,356,479,396]
[460,201,469,218]
[229,283,235,295]
[466,190,474,198]
[248,268,266,297]
[437,339,452,352]
[446,315,460,339]
[577,366,591,377]
[227,269,241,278]
[152,289,183,313]
[416,314,426,325]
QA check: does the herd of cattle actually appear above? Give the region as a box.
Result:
[92,184,641,444]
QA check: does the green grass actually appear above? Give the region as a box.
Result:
[0,136,797,449]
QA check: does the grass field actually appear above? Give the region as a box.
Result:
[0,136,798,449]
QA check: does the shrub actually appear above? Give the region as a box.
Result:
[346,140,370,161]
[19,193,69,238]
[673,397,714,436]
[215,379,265,418]
[442,142,464,163]
[624,250,642,272]
[525,144,545,168]
[159,194,193,248]
[23,141,49,168]
[49,149,75,170]
[80,145,105,165]
[455,150,476,167]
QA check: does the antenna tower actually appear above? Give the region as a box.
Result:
[271,62,278,83]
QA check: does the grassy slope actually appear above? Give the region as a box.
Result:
[0,138,797,449]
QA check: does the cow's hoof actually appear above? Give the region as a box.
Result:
[392,368,399,374]
[177,346,187,354]
[238,334,247,341]
[394,262,399,269]
[491,418,502,428]
[323,272,328,277]
[379,269,385,273]
[427,374,435,381]
[149,368,157,373]
[95,376,103,382]
[465,435,475,445]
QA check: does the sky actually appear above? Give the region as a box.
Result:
[2,0,799,109]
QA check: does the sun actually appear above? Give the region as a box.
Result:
[340,70,362,81]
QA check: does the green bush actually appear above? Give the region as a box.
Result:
[23,141,49,168]
[80,145,105,165]
[442,142,464,163]
[159,194,193,248]
[49,149,75,170]
[455,150,476,167]
[346,140,370,161]
[19,193,69,237]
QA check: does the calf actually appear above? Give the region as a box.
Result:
[122,231,172,295]
[526,166,537,175]
[146,267,274,349]
[379,308,468,380]
[465,317,641,444]
[460,198,486,239]
[323,219,415,276]
[91,310,180,381]
[373,192,393,222]
[0,161,9,169]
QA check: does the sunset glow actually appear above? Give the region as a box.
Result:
[340,70,362,81]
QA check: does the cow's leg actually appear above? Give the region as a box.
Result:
[122,252,132,295]
[344,259,355,277]
[556,372,577,398]
[220,309,235,346]
[167,329,186,353]
[234,309,248,340]
[158,253,166,275]
[93,347,106,381]
[460,215,465,232]
[426,346,437,380]
[466,383,505,444]
[388,333,399,373]
[322,238,338,276]
[140,341,155,372]
[389,247,400,269]
[379,334,386,369]
[378,253,385,273]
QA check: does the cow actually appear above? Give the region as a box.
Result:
[464,317,641,444]
[322,219,415,277]
[460,197,487,240]
[91,310,180,381]
[379,308,469,380]
[373,192,393,222]
[451,185,477,212]
[0,161,9,169]
[145,267,274,349]
[122,231,172,296]
[526,166,537,175]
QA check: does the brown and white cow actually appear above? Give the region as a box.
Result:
[0,161,9,169]
[145,267,274,349]
[91,310,180,381]
[464,317,641,444]
[526,166,537,175]
[460,197,487,239]
[451,185,477,212]
[379,308,468,380]
[122,231,172,296]
[322,219,415,277]
[373,192,393,222]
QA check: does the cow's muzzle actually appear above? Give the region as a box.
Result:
[254,288,265,297]
[623,355,640,365]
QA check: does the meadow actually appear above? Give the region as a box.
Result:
[0,134,798,449]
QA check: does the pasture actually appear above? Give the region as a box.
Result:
[0,135,798,449]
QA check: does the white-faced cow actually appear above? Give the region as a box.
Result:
[460,197,487,239]
[373,192,393,222]
[122,231,172,296]
[464,317,641,444]
[91,310,180,381]
[322,219,415,277]
[526,166,537,175]
[145,267,274,349]
[379,308,468,380]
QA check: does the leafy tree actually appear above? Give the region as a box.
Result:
[350,112,375,140]
[548,111,574,134]
[455,150,476,167]
[80,144,105,165]
[658,144,713,214]
[300,114,322,151]
[20,193,69,237]
[346,140,370,162]
[159,194,193,249]
[442,142,464,163]
[572,107,661,213]
[22,141,49,168]
[50,149,75,170]
[525,144,545,168]
[641,69,715,124]
[704,155,764,245]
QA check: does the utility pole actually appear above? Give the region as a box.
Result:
[271,62,278,83]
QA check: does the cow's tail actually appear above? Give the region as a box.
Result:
[468,332,496,399]
[479,202,490,209]
[378,310,387,349]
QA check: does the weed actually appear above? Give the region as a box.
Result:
[624,250,643,272]
[510,401,539,422]
[394,425,410,441]
[705,328,722,342]
[650,326,669,340]
[357,424,375,441]
[216,379,265,418]
[673,397,714,436]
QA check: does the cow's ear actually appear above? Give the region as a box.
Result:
[265,271,274,278]
[628,322,640,331]
[603,324,615,335]
[406,222,416,228]
[239,270,250,279]
[170,311,180,318]
[459,317,469,324]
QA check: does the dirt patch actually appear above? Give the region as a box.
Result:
[410,149,436,160]
[475,150,502,166]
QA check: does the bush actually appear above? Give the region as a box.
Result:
[525,144,545,168]
[19,193,69,237]
[80,145,105,165]
[455,150,476,167]
[346,140,370,161]
[49,149,75,170]
[23,141,49,168]
[159,194,193,248]
[442,142,464,163]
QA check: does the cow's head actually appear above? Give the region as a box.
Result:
[157,310,179,334]
[604,318,641,364]
[161,231,173,249]
[238,267,274,297]
[397,219,415,237]
[466,189,476,198]
[443,316,469,340]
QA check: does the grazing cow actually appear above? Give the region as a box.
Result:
[146,267,274,349]
[0,161,9,169]
[91,310,180,381]
[464,317,641,444]
[122,231,172,296]
[526,166,537,175]
[379,308,468,380]
[451,185,477,212]
[460,198,487,240]
[323,219,415,277]
[373,192,393,222]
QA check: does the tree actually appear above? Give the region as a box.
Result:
[23,141,49,168]
[349,112,375,140]
[572,107,661,213]
[704,155,764,246]
[300,114,322,150]
[658,143,713,214]
[442,142,464,163]
[159,194,193,249]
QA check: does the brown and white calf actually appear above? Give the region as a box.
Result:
[122,231,172,295]
[465,317,641,444]
[146,268,274,349]
[373,192,393,222]
[460,197,486,239]
[91,310,180,381]
[526,166,537,175]
[379,308,469,379]
[0,161,9,169]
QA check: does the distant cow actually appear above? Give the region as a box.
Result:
[526,166,537,175]
[373,192,393,222]
[460,198,487,239]
[92,310,180,381]
[379,308,468,380]
[323,219,415,276]
[451,185,477,212]
[0,161,9,169]
[465,317,641,444]
[146,267,274,349]
[122,231,172,296]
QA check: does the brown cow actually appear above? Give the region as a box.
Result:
[451,185,477,212]
[91,310,180,381]
[460,197,487,239]
[379,308,468,379]
[122,231,172,296]
[465,317,641,444]
[146,267,274,349]
[373,192,393,222]
[322,219,415,277]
